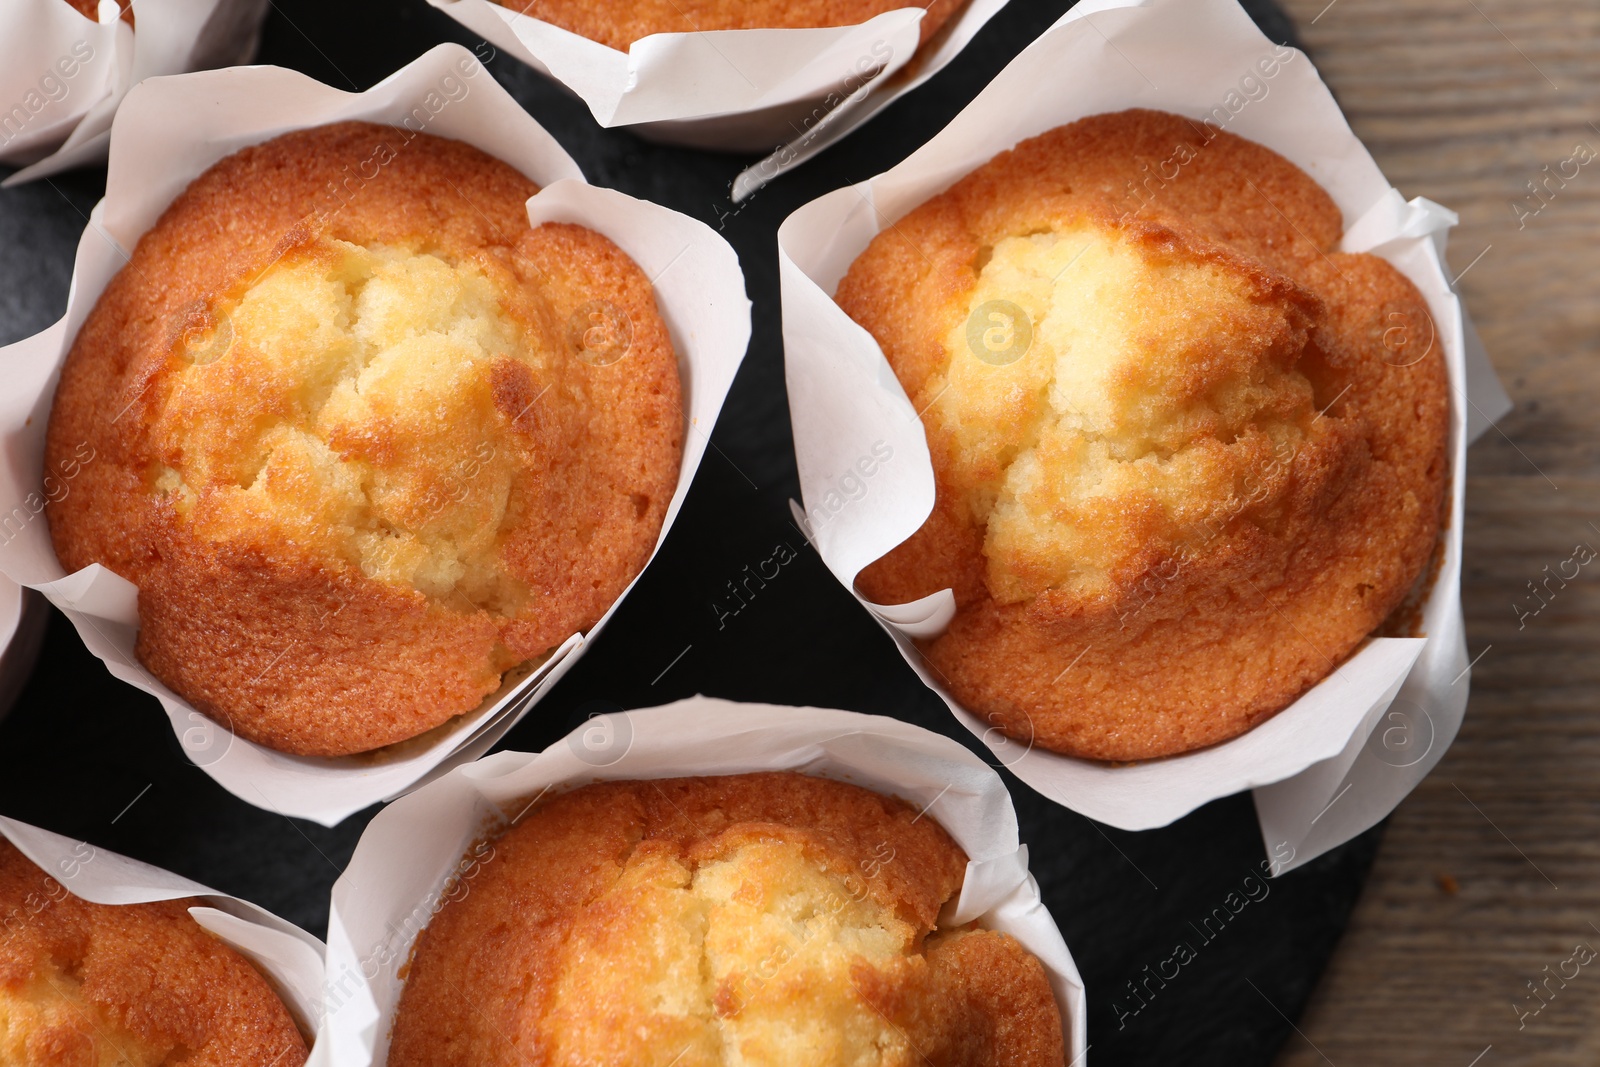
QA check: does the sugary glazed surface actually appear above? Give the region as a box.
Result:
[838,109,1449,761]
[494,0,965,51]
[387,772,1066,1066]
[0,840,307,1067]
[45,122,682,756]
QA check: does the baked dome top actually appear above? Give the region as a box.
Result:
[0,840,307,1067]
[45,122,682,757]
[839,109,1449,761]
[387,772,1066,1066]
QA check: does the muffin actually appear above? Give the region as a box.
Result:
[836,108,1450,762]
[0,839,308,1066]
[44,121,683,757]
[387,771,1066,1065]
[496,0,965,53]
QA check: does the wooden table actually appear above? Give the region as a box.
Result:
[1274,1,1600,1064]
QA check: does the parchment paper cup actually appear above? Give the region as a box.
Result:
[314,697,1087,1066]
[0,0,270,183]
[427,0,1011,174]
[0,815,326,1050]
[778,0,1514,870]
[0,44,752,826]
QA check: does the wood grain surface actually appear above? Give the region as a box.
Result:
[1273,1,1600,1064]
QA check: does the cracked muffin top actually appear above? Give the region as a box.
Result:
[838,108,1449,762]
[386,772,1066,1066]
[45,121,682,757]
[0,839,307,1067]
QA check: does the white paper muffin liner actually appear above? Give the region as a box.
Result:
[427,0,1011,174]
[313,697,1086,1066]
[0,815,326,1050]
[0,44,752,826]
[0,0,270,183]
[779,0,1514,869]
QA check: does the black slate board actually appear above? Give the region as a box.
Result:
[0,1,1381,1063]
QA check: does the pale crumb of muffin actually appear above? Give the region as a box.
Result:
[938,220,1324,604]
[156,239,535,613]
[545,838,921,1060]
[0,964,180,1066]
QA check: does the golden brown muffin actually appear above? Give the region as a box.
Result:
[44,122,683,757]
[837,109,1450,762]
[387,772,1066,1066]
[497,0,964,52]
[0,839,307,1067]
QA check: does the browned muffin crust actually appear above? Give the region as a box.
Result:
[838,109,1450,762]
[44,122,683,757]
[387,772,1066,1066]
[496,0,964,52]
[0,840,307,1067]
